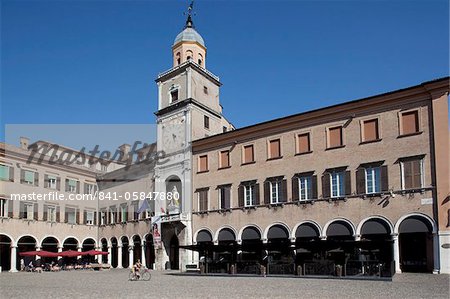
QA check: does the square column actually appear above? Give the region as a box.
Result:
[10,246,18,272]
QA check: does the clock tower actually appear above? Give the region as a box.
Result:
[153,3,233,271]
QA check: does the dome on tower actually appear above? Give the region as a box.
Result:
[173,27,205,47]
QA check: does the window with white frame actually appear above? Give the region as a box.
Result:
[365,167,381,194]
[120,204,127,222]
[0,198,6,217]
[299,176,313,201]
[47,205,56,222]
[330,171,345,198]
[23,170,35,185]
[401,158,423,189]
[23,203,34,220]
[85,211,94,225]
[85,183,95,194]
[100,210,106,225]
[270,181,281,204]
[47,176,57,189]
[66,179,77,193]
[110,207,116,224]
[0,164,11,181]
[245,185,255,207]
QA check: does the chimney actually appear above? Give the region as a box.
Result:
[118,144,131,162]
[20,137,30,150]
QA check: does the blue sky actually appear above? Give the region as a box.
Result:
[1,0,449,145]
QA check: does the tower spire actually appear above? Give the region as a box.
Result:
[184,1,195,29]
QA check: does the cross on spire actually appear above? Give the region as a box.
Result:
[184,1,195,28]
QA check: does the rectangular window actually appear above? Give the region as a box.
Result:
[47,176,57,189]
[120,205,127,222]
[0,198,6,217]
[401,111,419,135]
[365,167,381,194]
[203,86,208,94]
[0,165,11,181]
[244,185,255,207]
[328,126,343,148]
[171,90,179,103]
[223,126,227,133]
[24,170,35,185]
[85,183,95,194]
[110,207,116,224]
[198,190,208,212]
[297,133,311,154]
[330,171,345,197]
[402,158,423,189]
[219,150,230,168]
[219,185,231,209]
[243,145,255,164]
[101,164,108,172]
[298,176,312,201]
[47,206,56,222]
[198,155,208,172]
[67,208,76,224]
[268,139,281,159]
[204,115,210,129]
[66,179,77,193]
[24,203,34,220]
[85,211,94,225]
[100,210,106,225]
[270,181,281,204]
[363,119,379,142]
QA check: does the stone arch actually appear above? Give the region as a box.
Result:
[394,213,436,234]
[263,222,291,241]
[322,217,356,238]
[291,220,322,239]
[193,227,214,245]
[356,215,394,237]
[237,224,263,242]
[214,225,238,243]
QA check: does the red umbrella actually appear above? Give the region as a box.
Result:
[83,249,108,256]
[19,250,59,258]
[59,250,84,257]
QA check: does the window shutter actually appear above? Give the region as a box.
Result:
[43,204,48,221]
[9,166,14,182]
[20,169,25,184]
[356,168,366,195]
[269,140,280,158]
[281,179,287,202]
[254,183,260,205]
[329,127,342,148]
[345,171,351,195]
[312,175,318,199]
[76,209,80,224]
[404,161,413,189]
[381,165,389,191]
[34,203,38,220]
[65,179,69,192]
[56,177,61,191]
[56,206,60,222]
[126,206,129,221]
[64,208,68,223]
[76,181,80,194]
[298,133,310,153]
[94,211,97,225]
[322,174,330,198]
[8,200,14,218]
[19,202,24,218]
[292,176,299,201]
[402,111,419,135]
[413,160,422,188]
[34,172,39,186]
[363,119,379,141]
[264,181,270,204]
[238,185,244,207]
[84,210,87,224]
[44,174,48,187]
[115,209,118,223]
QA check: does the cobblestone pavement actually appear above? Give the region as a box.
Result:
[0,270,448,299]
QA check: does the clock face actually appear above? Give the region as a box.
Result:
[162,118,185,153]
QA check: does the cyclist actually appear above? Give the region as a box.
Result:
[132,259,142,279]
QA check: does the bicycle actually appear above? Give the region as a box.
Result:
[129,267,151,281]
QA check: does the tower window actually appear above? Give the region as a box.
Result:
[204,115,210,129]
[198,53,203,66]
[176,52,181,65]
[186,50,193,61]
[171,90,179,103]
[203,86,208,94]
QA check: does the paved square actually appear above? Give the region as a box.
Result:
[0,270,449,299]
